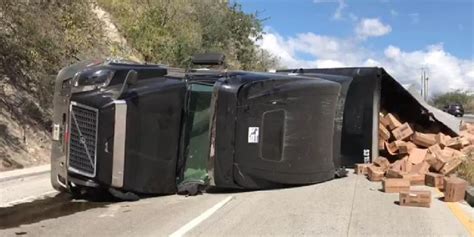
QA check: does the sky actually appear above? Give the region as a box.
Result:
[238,0,474,95]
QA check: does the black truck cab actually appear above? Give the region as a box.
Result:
[51,59,185,195]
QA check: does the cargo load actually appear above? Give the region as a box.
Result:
[399,190,431,208]
[444,177,468,202]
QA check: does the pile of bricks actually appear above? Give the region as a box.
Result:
[355,113,474,208]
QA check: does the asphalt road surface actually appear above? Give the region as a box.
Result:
[0,169,53,207]
[463,114,474,123]
[1,170,472,237]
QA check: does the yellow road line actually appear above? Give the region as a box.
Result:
[435,188,474,236]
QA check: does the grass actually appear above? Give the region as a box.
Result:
[457,156,474,185]
[465,100,474,114]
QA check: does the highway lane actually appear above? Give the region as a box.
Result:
[188,175,472,236]
[1,172,471,237]
[0,171,56,207]
[462,114,474,123]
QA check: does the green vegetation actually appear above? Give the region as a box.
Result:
[0,0,279,168]
[97,0,278,70]
[0,0,141,169]
[1,0,279,116]
[0,0,114,122]
[431,90,474,114]
[432,92,474,184]
[457,158,474,185]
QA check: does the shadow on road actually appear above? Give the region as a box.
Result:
[0,192,112,230]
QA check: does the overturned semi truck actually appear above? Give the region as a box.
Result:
[50,55,343,196]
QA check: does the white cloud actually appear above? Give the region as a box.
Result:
[364,58,381,66]
[381,44,474,93]
[313,0,347,20]
[355,18,392,39]
[257,28,369,68]
[333,0,347,20]
[258,29,473,95]
[315,59,346,68]
[256,31,300,67]
[409,13,420,24]
[349,13,359,22]
[384,45,401,58]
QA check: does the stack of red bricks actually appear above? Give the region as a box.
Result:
[355,113,473,208]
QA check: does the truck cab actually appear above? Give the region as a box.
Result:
[50,59,185,196]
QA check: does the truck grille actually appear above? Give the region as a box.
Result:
[68,102,98,177]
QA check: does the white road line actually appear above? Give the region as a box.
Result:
[2,190,58,207]
[169,196,233,237]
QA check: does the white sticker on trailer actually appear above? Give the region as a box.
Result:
[363,149,370,163]
[52,124,60,141]
[248,127,259,143]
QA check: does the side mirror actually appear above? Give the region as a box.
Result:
[113,70,138,100]
[125,69,138,85]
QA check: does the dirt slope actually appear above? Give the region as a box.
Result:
[0,1,141,171]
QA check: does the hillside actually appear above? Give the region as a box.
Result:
[0,0,278,171]
[96,0,278,70]
[0,0,142,171]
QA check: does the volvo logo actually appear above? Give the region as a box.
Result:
[80,136,87,144]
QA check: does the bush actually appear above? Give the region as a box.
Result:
[457,157,474,186]
[0,0,280,136]
[97,0,279,71]
[431,90,474,114]
[0,0,111,110]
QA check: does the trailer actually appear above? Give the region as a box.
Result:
[277,67,460,167]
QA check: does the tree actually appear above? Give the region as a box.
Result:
[97,0,279,71]
[431,90,474,113]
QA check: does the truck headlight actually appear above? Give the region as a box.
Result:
[73,69,115,89]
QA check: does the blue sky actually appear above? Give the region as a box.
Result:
[238,0,474,93]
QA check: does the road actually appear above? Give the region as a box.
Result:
[0,167,53,207]
[463,114,474,123]
[1,170,472,237]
